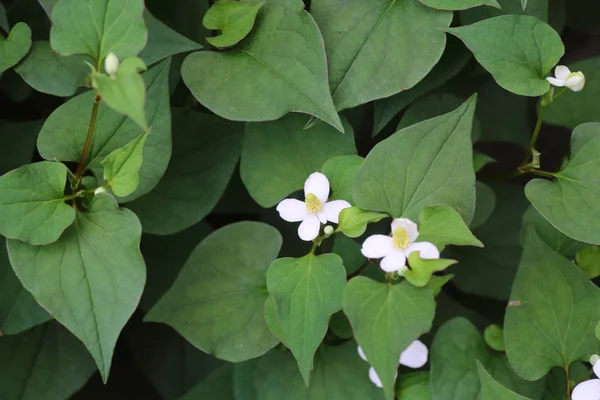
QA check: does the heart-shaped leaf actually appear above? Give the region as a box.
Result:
[203,0,264,49]
[0,23,32,73]
[102,131,148,197]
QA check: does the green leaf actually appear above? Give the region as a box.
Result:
[474,151,496,172]
[471,182,496,229]
[576,247,600,280]
[418,205,483,248]
[504,228,600,380]
[240,115,356,208]
[332,234,365,275]
[0,119,42,176]
[396,372,433,400]
[93,57,148,130]
[7,194,145,382]
[460,0,553,26]
[428,274,454,296]
[484,325,506,352]
[179,366,236,400]
[0,321,96,400]
[311,0,452,111]
[526,123,600,245]
[50,0,147,62]
[343,277,435,400]
[596,322,600,342]
[0,161,75,245]
[405,253,457,287]
[128,109,243,235]
[38,59,172,202]
[181,0,343,132]
[419,0,501,10]
[145,222,281,362]
[337,207,388,238]
[321,155,364,203]
[102,131,148,197]
[445,15,564,96]
[0,23,32,73]
[234,360,259,400]
[477,361,533,400]
[203,0,264,49]
[254,342,386,400]
[266,253,346,385]
[354,95,477,222]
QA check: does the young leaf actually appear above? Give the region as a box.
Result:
[471,182,496,229]
[526,123,600,245]
[483,325,505,352]
[266,253,346,385]
[405,253,457,287]
[419,0,501,10]
[240,115,356,208]
[321,155,364,203]
[0,23,32,73]
[181,0,343,132]
[521,0,528,10]
[417,205,484,248]
[311,0,452,112]
[576,247,600,279]
[396,372,433,400]
[504,228,600,380]
[0,162,75,245]
[102,131,149,197]
[7,194,146,382]
[50,0,147,63]
[477,361,533,400]
[473,151,496,172]
[343,277,435,400]
[445,15,564,96]
[354,95,477,223]
[145,222,281,363]
[337,207,388,238]
[203,0,264,49]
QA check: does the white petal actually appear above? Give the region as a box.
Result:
[554,65,571,79]
[361,235,394,259]
[566,75,585,92]
[316,212,328,224]
[323,200,351,223]
[594,360,600,379]
[405,242,440,260]
[368,367,384,388]
[276,199,308,222]
[399,340,428,368]
[546,77,566,87]
[380,251,407,273]
[391,218,419,242]
[357,346,368,362]
[304,172,330,203]
[571,379,600,400]
[298,214,321,241]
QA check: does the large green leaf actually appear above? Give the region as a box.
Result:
[0,162,75,245]
[50,0,147,63]
[145,222,281,362]
[0,23,32,73]
[240,115,356,208]
[311,0,451,112]
[525,123,600,245]
[179,366,236,400]
[37,59,172,202]
[203,0,264,49]
[420,0,501,10]
[320,155,363,203]
[504,229,600,380]
[354,95,477,222]
[396,372,433,400]
[7,194,146,382]
[477,361,533,400]
[417,205,483,248]
[521,207,586,258]
[128,109,243,235]
[446,15,564,96]
[181,0,343,132]
[254,342,386,400]
[343,277,435,400]
[0,322,96,400]
[460,0,555,26]
[266,253,346,384]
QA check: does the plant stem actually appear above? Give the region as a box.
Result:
[565,365,571,400]
[75,94,101,180]
[348,260,371,279]
[520,104,546,168]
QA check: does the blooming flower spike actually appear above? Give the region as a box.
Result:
[572,355,600,400]
[361,218,440,273]
[276,172,351,241]
[547,65,585,92]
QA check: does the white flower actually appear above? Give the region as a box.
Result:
[104,52,120,77]
[276,172,351,241]
[360,218,440,273]
[358,340,429,388]
[572,356,600,400]
[547,65,585,92]
[94,186,107,195]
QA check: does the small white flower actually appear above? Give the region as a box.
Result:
[547,65,585,92]
[358,340,429,388]
[94,186,107,195]
[276,172,351,241]
[572,356,600,400]
[360,218,439,273]
[104,52,120,77]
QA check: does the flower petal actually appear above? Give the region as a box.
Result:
[405,241,440,260]
[361,235,394,259]
[304,172,330,203]
[276,199,308,222]
[298,214,321,241]
[546,77,566,87]
[380,251,407,273]
[399,340,428,368]
[357,346,368,362]
[317,212,328,224]
[554,65,571,80]
[594,360,600,379]
[571,379,600,400]
[368,367,383,388]
[566,75,585,92]
[391,218,419,242]
[323,200,351,223]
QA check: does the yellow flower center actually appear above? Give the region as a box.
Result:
[392,227,411,249]
[305,193,323,214]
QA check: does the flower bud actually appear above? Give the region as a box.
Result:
[104,52,120,77]
[94,186,107,195]
[324,225,334,235]
[591,354,600,365]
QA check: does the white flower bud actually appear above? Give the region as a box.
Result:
[94,186,107,195]
[324,225,334,235]
[591,354,600,365]
[104,52,120,77]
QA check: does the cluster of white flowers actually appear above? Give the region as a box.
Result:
[572,355,600,400]
[358,340,428,387]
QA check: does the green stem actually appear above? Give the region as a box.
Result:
[565,365,571,400]
[523,169,557,179]
[75,93,101,180]
[520,104,546,168]
[348,260,371,279]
